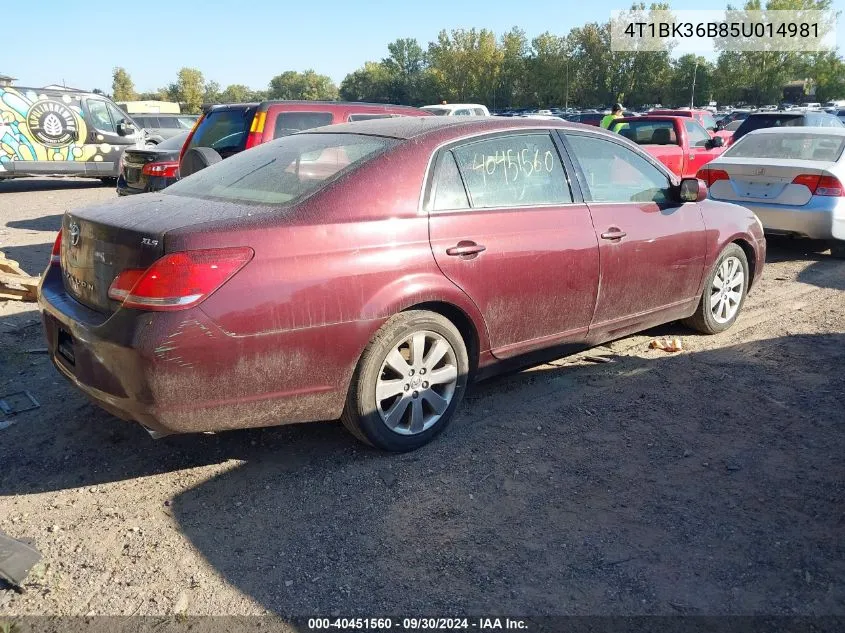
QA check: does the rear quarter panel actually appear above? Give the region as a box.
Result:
[697,199,766,293]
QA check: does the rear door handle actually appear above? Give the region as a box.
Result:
[446,241,486,257]
[600,229,627,241]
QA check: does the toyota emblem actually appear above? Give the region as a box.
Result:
[68,221,80,247]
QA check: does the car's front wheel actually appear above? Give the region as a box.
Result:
[341,310,469,451]
[684,243,749,334]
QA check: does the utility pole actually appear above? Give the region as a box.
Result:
[690,59,698,109]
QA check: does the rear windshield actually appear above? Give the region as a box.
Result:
[725,133,845,162]
[165,133,396,205]
[157,131,190,150]
[186,108,254,158]
[611,120,677,145]
[733,114,802,141]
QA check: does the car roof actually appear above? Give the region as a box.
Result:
[308,116,585,140]
[744,126,845,137]
[208,100,424,112]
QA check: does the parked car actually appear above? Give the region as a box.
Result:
[420,104,490,116]
[832,109,845,124]
[39,117,764,451]
[648,108,730,140]
[178,101,431,177]
[698,127,844,256]
[610,115,725,178]
[0,86,142,182]
[130,114,198,146]
[117,132,189,196]
[729,111,843,146]
[718,110,752,129]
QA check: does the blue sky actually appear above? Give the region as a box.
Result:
[6,0,844,92]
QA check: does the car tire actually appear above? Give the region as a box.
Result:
[684,243,749,334]
[341,310,469,452]
[829,241,845,259]
[99,177,117,186]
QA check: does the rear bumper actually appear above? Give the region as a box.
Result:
[726,196,845,241]
[116,174,177,195]
[38,266,377,436]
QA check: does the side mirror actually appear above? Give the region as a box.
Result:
[116,122,135,136]
[706,136,725,149]
[679,178,707,202]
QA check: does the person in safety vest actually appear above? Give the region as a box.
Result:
[600,103,624,129]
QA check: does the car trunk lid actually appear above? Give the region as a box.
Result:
[707,158,831,206]
[60,193,261,314]
[122,149,160,190]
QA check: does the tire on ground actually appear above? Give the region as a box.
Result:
[684,242,750,335]
[341,310,470,452]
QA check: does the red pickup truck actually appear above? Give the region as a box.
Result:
[610,115,726,178]
[648,108,733,141]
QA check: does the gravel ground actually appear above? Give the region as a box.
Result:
[1,178,844,618]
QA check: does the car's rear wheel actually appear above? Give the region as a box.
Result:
[684,243,749,334]
[341,310,469,451]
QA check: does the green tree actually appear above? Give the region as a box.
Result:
[268,70,338,100]
[339,62,394,102]
[219,84,253,103]
[111,67,136,101]
[668,55,714,107]
[498,27,529,108]
[203,80,221,105]
[427,28,503,104]
[382,38,427,104]
[173,67,205,113]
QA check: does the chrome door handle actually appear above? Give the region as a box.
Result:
[446,242,487,257]
[600,229,627,240]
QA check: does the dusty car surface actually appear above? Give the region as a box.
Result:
[38,117,765,451]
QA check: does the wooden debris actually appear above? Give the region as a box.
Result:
[0,254,39,302]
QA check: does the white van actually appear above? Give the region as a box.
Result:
[420,103,490,116]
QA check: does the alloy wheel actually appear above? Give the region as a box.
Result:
[710,255,745,324]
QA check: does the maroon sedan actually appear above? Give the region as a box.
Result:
[39,117,765,451]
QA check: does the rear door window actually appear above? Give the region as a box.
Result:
[186,107,253,157]
[451,134,572,208]
[430,151,470,211]
[566,133,671,204]
[273,112,333,138]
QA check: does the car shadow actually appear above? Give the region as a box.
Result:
[6,215,63,233]
[0,243,53,277]
[0,178,108,193]
[1,333,843,614]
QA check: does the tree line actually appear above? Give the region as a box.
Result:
[111,0,843,114]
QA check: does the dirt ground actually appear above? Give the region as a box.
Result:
[1,178,843,618]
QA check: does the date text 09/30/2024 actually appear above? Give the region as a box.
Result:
[307,618,528,630]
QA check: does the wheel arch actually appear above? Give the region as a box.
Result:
[403,300,481,374]
[731,237,757,288]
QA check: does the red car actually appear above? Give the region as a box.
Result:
[610,116,725,178]
[649,109,732,141]
[39,118,765,451]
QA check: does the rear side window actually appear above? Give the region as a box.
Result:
[273,112,333,138]
[472,108,486,116]
[165,133,395,205]
[566,134,670,204]
[726,133,845,162]
[186,108,253,157]
[431,152,470,211]
[685,121,711,147]
[454,109,472,116]
[177,116,197,129]
[159,117,180,129]
[611,120,676,145]
[452,134,572,208]
[734,114,801,141]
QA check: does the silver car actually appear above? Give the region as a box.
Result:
[699,127,845,257]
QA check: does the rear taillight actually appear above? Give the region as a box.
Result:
[107,247,253,311]
[244,111,266,149]
[141,161,179,178]
[50,231,62,266]
[791,174,844,197]
[696,168,729,187]
[178,114,204,165]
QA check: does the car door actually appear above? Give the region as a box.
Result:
[426,132,600,358]
[684,120,721,177]
[83,99,137,175]
[561,131,707,332]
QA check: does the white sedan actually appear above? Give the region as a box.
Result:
[697,127,845,257]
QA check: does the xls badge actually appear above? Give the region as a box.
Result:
[26,101,78,147]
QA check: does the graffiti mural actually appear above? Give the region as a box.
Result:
[0,87,106,168]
